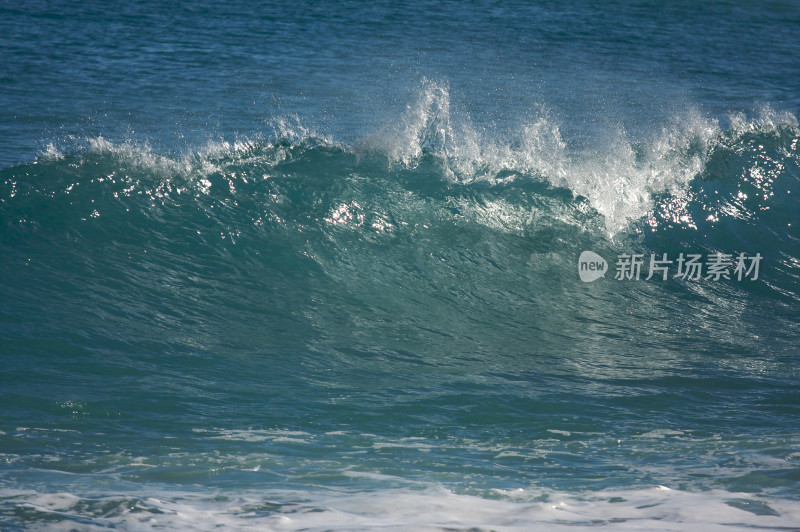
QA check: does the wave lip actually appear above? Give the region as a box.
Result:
[367,80,800,236]
[12,81,799,240]
[3,99,798,258]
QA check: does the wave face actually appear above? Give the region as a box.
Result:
[1,82,800,528]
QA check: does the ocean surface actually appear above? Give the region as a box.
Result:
[2,1,800,530]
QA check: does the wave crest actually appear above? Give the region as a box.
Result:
[371,81,799,235]
[12,83,800,241]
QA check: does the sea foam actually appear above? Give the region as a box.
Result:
[5,486,800,531]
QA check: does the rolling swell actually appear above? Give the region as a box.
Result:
[1,101,799,508]
[1,103,799,361]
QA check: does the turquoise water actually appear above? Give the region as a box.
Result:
[2,1,800,530]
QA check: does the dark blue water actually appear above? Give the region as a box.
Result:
[2,1,800,530]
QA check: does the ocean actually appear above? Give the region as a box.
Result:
[1,1,800,530]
